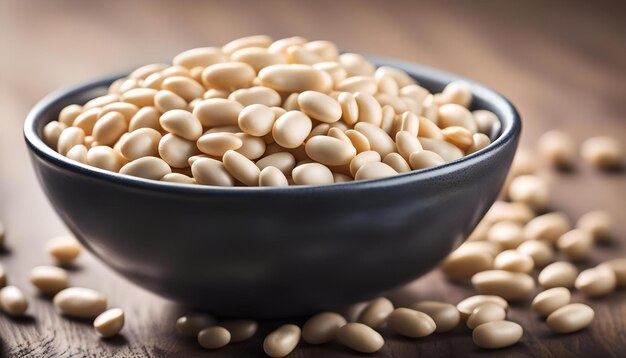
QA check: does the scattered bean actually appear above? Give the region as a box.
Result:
[198,326,231,349]
[302,312,346,344]
[410,301,460,333]
[337,323,384,353]
[0,286,28,316]
[387,308,437,337]
[53,287,106,319]
[472,321,523,349]
[94,308,125,338]
[575,266,616,297]
[357,297,394,328]
[263,324,301,358]
[30,265,69,295]
[546,303,594,333]
[531,287,571,316]
[538,261,578,289]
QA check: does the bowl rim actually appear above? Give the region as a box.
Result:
[24,55,521,195]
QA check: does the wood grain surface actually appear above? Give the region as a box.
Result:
[1,0,625,357]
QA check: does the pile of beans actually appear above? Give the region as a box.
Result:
[0,234,125,338]
[42,35,501,187]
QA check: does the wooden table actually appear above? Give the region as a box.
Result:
[1,0,625,356]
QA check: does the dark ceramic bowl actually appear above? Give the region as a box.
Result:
[24,56,520,318]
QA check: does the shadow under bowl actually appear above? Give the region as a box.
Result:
[24,56,521,318]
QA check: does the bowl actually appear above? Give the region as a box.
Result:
[24,56,521,318]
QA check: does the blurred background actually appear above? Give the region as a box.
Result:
[0,0,624,356]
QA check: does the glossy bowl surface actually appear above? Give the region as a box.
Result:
[24,56,520,317]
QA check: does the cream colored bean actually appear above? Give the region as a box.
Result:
[538,261,579,288]
[94,308,124,338]
[268,36,308,55]
[337,323,384,353]
[333,172,352,183]
[337,92,359,125]
[467,133,492,154]
[338,53,375,77]
[292,163,333,185]
[508,174,550,210]
[410,301,460,333]
[161,173,195,184]
[409,150,446,170]
[336,76,377,95]
[229,86,281,107]
[418,116,444,139]
[231,47,286,72]
[438,104,477,132]
[272,111,312,149]
[383,152,411,173]
[47,236,81,265]
[297,91,342,123]
[473,110,501,137]
[98,102,139,121]
[398,111,419,136]
[119,156,171,180]
[457,241,503,258]
[400,84,429,103]
[516,240,554,267]
[119,128,161,160]
[259,166,289,186]
[487,221,524,249]
[440,249,494,280]
[354,92,382,126]
[221,150,260,186]
[305,136,356,166]
[201,62,256,90]
[328,127,352,144]
[198,326,231,349]
[154,90,187,112]
[222,35,272,56]
[43,121,67,149]
[355,161,398,181]
[546,303,594,333]
[59,104,83,126]
[419,137,464,162]
[129,107,162,132]
[238,104,276,137]
[524,212,571,243]
[485,201,535,225]
[387,308,437,338]
[472,321,522,349]
[442,126,474,151]
[53,287,106,319]
[357,297,394,328]
[349,151,381,177]
[494,250,534,273]
[287,45,323,65]
[84,94,119,110]
[354,122,395,157]
[466,302,506,329]
[173,47,227,69]
[204,89,230,100]
[87,146,126,172]
[159,110,202,141]
[377,75,399,96]
[92,111,127,146]
[302,312,346,345]
[57,127,86,155]
[256,152,296,175]
[313,61,347,84]
[128,63,168,79]
[120,88,157,107]
[531,287,570,316]
[158,133,199,168]
[471,270,535,301]
[0,286,28,316]
[376,66,414,88]
[341,131,368,155]
[219,320,257,342]
[538,130,576,168]
[160,76,203,102]
[304,40,338,61]
[282,93,300,111]
[191,158,235,186]
[575,265,616,297]
[598,258,626,287]
[263,324,301,358]
[456,295,508,321]
[197,133,243,157]
[30,266,68,296]
[557,229,592,261]
[176,313,217,336]
[193,98,243,127]
[66,144,88,163]
[581,136,622,169]
[577,211,611,240]
[396,131,422,162]
[259,64,330,93]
